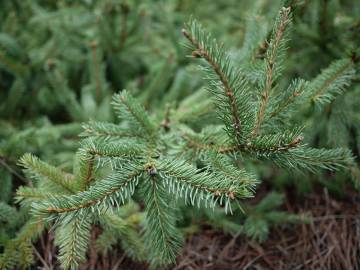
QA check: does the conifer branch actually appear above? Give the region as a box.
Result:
[181,130,351,172]
[74,150,95,190]
[182,128,304,155]
[141,177,182,268]
[157,158,257,212]
[81,121,136,140]
[16,186,53,204]
[33,168,143,215]
[182,29,242,140]
[6,4,357,269]
[112,90,157,141]
[45,66,85,121]
[55,214,91,270]
[182,20,254,143]
[267,147,354,172]
[205,154,258,195]
[76,138,143,188]
[100,211,146,261]
[269,79,308,119]
[77,139,144,177]
[308,59,355,107]
[246,128,304,154]
[0,219,45,270]
[180,132,235,155]
[19,154,75,194]
[253,7,291,136]
[0,202,18,225]
[79,138,143,159]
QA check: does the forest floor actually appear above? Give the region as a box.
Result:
[176,187,360,270]
[35,186,360,270]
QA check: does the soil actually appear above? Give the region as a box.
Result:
[175,189,360,270]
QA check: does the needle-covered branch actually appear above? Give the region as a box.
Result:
[253,7,292,136]
[182,20,255,144]
[157,157,257,213]
[141,177,183,268]
[55,214,91,270]
[32,166,143,217]
[81,120,136,140]
[10,4,358,270]
[112,90,157,142]
[19,153,75,193]
[308,59,355,107]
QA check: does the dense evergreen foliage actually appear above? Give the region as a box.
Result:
[0,0,358,269]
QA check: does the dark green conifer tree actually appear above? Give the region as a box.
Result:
[0,1,358,269]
